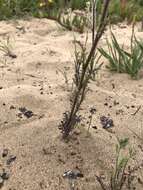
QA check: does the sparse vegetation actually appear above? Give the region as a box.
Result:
[0,1,143,190]
[96,138,135,190]
[58,0,110,139]
[0,0,142,24]
[0,36,17,58]
[98,26,143,79]
[59,11,88,33]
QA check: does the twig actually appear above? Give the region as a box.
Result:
[131,105,141,116]
[96,175,107,190]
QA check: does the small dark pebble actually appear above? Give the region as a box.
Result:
[24,111,33,118]
[104,103,108,106]
[9,53,17,59]
[113,100,119,106]
[112,83,115,89]
[70,151,77,156]
[138,177,143,185]
[100,116,114,129]
[0,87,3,90]
[2,103,5,106]
[92,126,97,129]
[17,113,23,118]
[19,107,34,118]
[89,107,96,114]
[2,149,8,157]
[1,171,10,180]
[10,105,15,110]
[6,155,16,165]
[125,105,130,109]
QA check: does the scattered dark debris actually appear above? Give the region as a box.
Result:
[1,170,10,180]
[10,105,16,110]
[92,125,97,129]
[57,155,66,164]
[6,155,16,165]
[100,116,114,129]
[17,113,23,119]
[19,107,34,118]
[112,83,115,89]
[0,169,10,188]
[116,109,124,115]
[125,105,130,109]
[2,149,8,158]
[113,100,119,106]
[0,149,16,188]
[38,114,45,119]
[42,148,51,155]
[8,52,17,59]
[19,107,27,113]
[70,151,77,156]
[89,107,96,114]
[138,177,143,186]
[63,170,84,179]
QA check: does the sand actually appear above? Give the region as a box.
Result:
[0,18,142,190]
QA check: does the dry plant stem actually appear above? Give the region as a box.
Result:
[92,0,96,44]
[62,0,110,138]
[87,115,93,132]
[96,175,107,190]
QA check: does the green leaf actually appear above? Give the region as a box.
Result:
[118,138,129,149]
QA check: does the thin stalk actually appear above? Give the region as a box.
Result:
[92,0,96,44]
[87,115,93,132]
[62,0,111,138]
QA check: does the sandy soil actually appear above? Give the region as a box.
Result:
[0,18,143,190]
